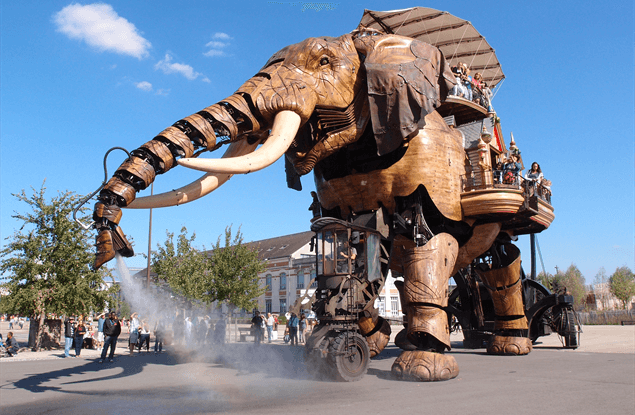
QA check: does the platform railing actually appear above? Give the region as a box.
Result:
[461,170,552,204]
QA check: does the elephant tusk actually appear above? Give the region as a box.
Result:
[127,139,260,209]
[177,111,301,174]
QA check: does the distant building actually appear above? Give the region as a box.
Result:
[247,231,403,319]
[137,230,405,319]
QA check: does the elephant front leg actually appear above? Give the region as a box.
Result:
[480,243,532,355]
[391,233,460,381]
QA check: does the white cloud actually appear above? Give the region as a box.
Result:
[136,81,153,91]
[204,33,232,58]
[53,3,151,59]
[155,89,170,96]
[155,53,204,81]
[203,49,226,57]
[205,41,227,49]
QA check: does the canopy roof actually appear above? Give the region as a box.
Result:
[357,7,505,88]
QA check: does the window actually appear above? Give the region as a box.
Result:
[265,299,272,314]
[297,270,304,289]
[279,273,286,290]
[310,269,317,288]
[265,274,272,290]
[279,299,287,314]
[377,297,385,316]
[391,296,400,317]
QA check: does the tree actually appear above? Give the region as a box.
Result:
[152,226,211,304]
[209,226,266,312]
[593,267,609,310]
[0,183,112,350]
[152,225,266,311]
[537,265,586,309]
[609,266,635,309]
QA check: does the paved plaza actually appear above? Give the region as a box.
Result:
[1,324,633,414]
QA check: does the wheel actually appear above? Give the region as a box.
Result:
[561,309,579,349]
[327,332,370,382]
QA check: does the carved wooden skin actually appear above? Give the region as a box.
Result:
[315,110,464,221]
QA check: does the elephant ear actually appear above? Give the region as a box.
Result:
[354,33,456,156]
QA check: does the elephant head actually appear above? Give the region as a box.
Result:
[91,30,456,269]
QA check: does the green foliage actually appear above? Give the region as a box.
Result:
[152,227,211,302]
[151,226,266,311]
[537,264,587,309]
[0,183,112,320]
[609,266,635,309]
[209,226,267,311]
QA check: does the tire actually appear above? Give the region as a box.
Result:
[327,332,370,382]
[562,309,579,349]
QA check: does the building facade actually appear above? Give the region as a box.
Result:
[248,231,404,319]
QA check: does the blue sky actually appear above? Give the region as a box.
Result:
[2,1,633,283]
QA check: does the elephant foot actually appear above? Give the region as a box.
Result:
[487,335,532,355]
[93,227,134,270]
[394,328,417,351]
[391,350,459,381]
[365,318,391,358]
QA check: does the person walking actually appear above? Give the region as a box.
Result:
[100,311,121,363]
[129,312,140,356]
[154,319,165,354]
[74,318,87,357]
[63,316,76,358]
[96,313,105,350]
[251,311,264,345]
[138,320,151,352]
[287,313,299,346]
[299,314,307,344]
[265,313,275,343]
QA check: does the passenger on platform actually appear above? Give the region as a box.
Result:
[482,81,494,112]
[449,63,467,98]
[525,162,544,196]
[525,162,543,184]
[503,154,522,184]
[461,63,473,101]
[494,156,506,184]
[472,72,483,104]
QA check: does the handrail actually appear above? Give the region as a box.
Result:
[461,170,552,204]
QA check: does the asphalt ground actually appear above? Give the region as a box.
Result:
[1,324,633,414]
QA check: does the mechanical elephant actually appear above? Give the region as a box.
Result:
[92,30,531,381]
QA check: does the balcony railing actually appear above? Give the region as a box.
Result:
[461,170,552,204]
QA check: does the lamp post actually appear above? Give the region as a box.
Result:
[146,183,153,289]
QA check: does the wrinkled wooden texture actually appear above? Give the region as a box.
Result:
[315,111,464,220]
[402,234,458,349]
[479,250,528,330]
[392,350,459,381]
[487,336,532,355]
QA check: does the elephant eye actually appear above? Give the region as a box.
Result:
[319,57,330,66]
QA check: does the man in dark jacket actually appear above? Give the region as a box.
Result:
[5,332,19,356]
[64,316,75,358]
[100,311,121,363]
[251,311,264,345]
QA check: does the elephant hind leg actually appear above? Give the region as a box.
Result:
[391,233,460,381]
[480,243,531,355]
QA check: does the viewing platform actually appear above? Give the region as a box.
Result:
[460,172,554,235]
